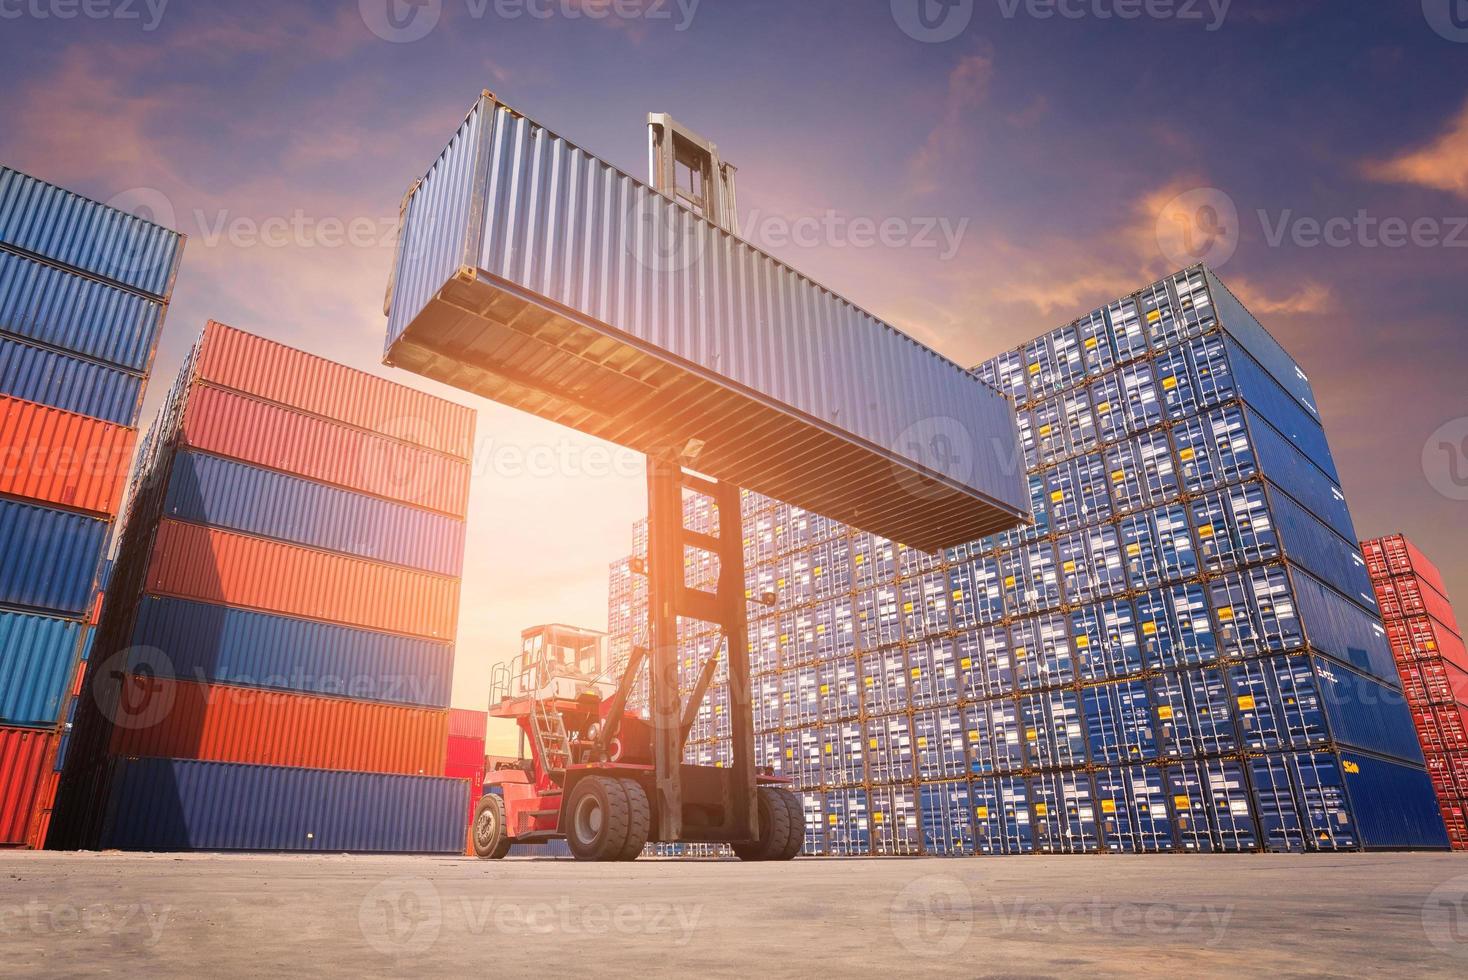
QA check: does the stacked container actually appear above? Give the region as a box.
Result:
[0,167,183,846]
[610,265,1447,855]
[50,322,474,853]
[446,708,487,852]
[1362,534,1468,848]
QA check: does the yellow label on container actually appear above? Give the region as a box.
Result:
[1015,647,1028,659]
[1237,695,1257,710]
[873,812,886,824]
[1142,621,1158,635]
[1127,543,1142,556]
[1174,795,1191,809]
[903,602,914,613]
[1112,470,1127,483]
[1050,491,1066,503]
[825,744,833,753]
[778,578,786,587]
[1063,560,1077,573]
[952,590,964,601]
[911,667,922,678]
[1025,728,1038,741]
[1034,803,1049,816]
[1162,376,1178,390]
[1039,424,1053,437]
[855,554,865,565]
[1075,635,1091,648]
[869,739,879,750]
[786,749,794,759]
[820,684,830,694]
[1157,705,1174,720]
[780,634,789,643]
[1101,799,1117,814]
[1343,761,1361,774]
[1096,401,1112,413]
[1085,337,1099,349]
[960,657,972,669]
[1198,524,1215,538]
[865,677,875,687]
[1029,363,1042,374]
[1147,309,1162,323]
[1005,576,1017,588]
[975,806,990,819]
[917,737,928,748]
[1217,607,1235,621]
[1179,447,1196,461]
[828,814,838,825]
[968,731,980,741]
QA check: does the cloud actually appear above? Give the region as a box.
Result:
[1363,97,1468,200]
[1226,278,1335,316]
[907,51,995,197]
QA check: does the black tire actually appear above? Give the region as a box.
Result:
[773,787,805,860]
[566,776,632,862]
[616,779,652,861]
[733,786,794,862]
[472,794,512,860]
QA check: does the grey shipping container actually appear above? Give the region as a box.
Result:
[383,92,1027,553]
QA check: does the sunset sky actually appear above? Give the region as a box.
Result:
[2,0,1464,728]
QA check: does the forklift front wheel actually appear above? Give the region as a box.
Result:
[567,776,634,861]
[472,794,512,860]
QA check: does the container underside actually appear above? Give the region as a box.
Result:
[387,271,1026,553]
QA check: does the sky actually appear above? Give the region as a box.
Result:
[1,0,1464,735]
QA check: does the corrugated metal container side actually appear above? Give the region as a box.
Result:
[1340,750,1450,849]
[1244,406,1356,544]
[0,167,184,299]
[1206,268,1321,425]
[107,677,448,775]
[445,735,485,771]
[0,498,108,616]
[1267,486,1375,610]
[1364,534,1449,599]
[0,249,164,371]
[143,520,459,640]
[163,450,465,576]
[1290,566,1398,685]
[1314,658,1425,764]
[447,708,487,740]
[0,395,134,516]
[197,322,475,459]
[1224,338,1338,483]
[98,758,469,853]
[0,336,143,425]
[128,596,454,708]
[1,725,54,844]
[180,382,471,519]
[384,93,1027,553]
[0,609,84,728]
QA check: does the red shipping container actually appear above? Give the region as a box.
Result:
[145,520,459,640]
[109,677,448,776]
[0,726,54,846]
[1438,706,1468,752]
[1387,617,1468,672]
[1391,574,1461,635]
[1375,578,1405,621]
[181,383,470,518]
[196,322,475,460]
[448,708,488,741]
[446,734,486,772]
[0,396,134,517]
[1363,534,1450,599]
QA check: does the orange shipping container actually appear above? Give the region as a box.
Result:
[1,726,54,845]
[109,677,448,776]
[181,383,470,518]
[196,321,475,460]
[144,520,459,640]
[0,396,134,517]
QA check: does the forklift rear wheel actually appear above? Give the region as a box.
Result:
[567,776,634,861]
[472,794,512,860]
[733,786,795,862]
[615,779,652,861]
[773,787,805,860]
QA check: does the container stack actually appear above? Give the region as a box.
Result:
[0,166,183,847]
[50,321,475,853]
[446,708,488,851]
[609,266,1447,855]
[1362,534,1468,848]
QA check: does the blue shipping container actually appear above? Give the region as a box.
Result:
[0,334,142,425]
[0,249,163,371]
[0,167,183,300]
[162,450,465,577]
[0,498,107,616]
[128,596,455,708]
[99,758,470,853]
[0,608,83,727]
[1338,751,1448,850]
[1315,659,1424,764]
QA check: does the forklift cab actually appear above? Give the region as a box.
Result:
[493,624,615,705]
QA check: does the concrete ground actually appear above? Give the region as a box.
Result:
[3,851,1468,977]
